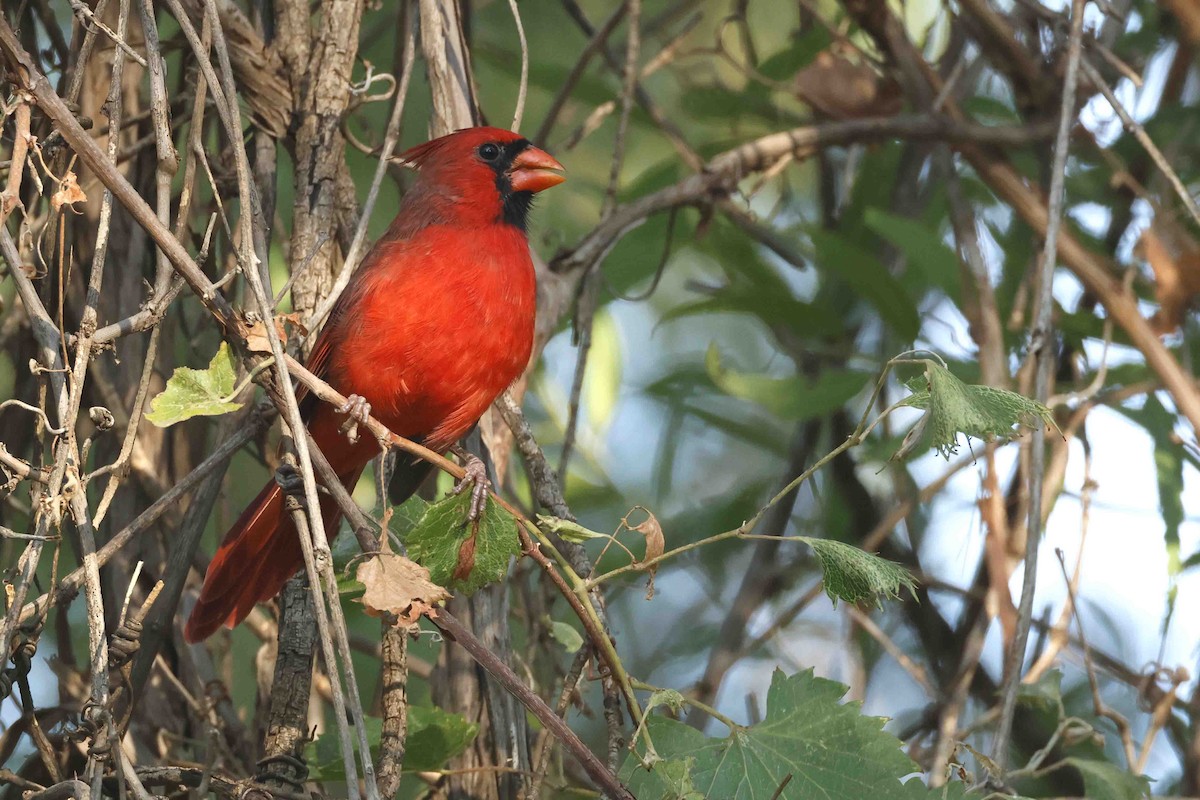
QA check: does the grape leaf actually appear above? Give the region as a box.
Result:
[622,669,967,799]
[798,537,916,607]
[899,360,1057,458]
[403,491,519,594]
[306,705,477,779]
[145,342,243,427]
[405,705,479,772]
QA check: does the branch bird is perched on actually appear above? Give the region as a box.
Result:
[185,127,565,643]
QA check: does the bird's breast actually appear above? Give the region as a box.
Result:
[330,226,537,449]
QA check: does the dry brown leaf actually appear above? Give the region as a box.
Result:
[244,320,273,353]
[274,311,308,341]
[51,170,86,213]
[1139,225,1200,335]
[356,537,451,627]
[793,50,903,120]
[625,506,665,600]
[453,528,478,583]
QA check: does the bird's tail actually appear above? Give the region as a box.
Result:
[184,464,364,643]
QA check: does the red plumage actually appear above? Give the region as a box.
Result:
[184,127,564,643]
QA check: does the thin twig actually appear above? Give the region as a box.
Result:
[506,0,529,132]
[992,0,1086,772]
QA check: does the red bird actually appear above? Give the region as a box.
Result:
[185,127,564,642]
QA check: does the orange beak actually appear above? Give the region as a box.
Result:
[509,146,566,193]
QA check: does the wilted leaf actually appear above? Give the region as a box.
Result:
[145,342,244,427]
[245,312,307,353]
[51,170,86,213]
[898,360,1057,458]
[404,491,520,594]
[1140,224,1200,335]
[355,537,450,626]
[625,507,665,599]
[798,536,916,607]
[793,49,902,119]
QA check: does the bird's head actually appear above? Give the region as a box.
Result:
[399,127,565,231]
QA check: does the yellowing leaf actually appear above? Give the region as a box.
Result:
[585,310,622,430]
[145,342,244,427]
[355,537,450,626]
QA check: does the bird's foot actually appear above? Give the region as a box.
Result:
[337,394,371,444]
[451,450,491,524]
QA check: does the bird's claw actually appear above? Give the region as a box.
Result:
[337,394,371,444]
[451,453,491,524]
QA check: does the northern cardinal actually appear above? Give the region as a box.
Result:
[184,127,564,642]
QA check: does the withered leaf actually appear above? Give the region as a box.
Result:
[51,170,87,213]
[626,507,665,600]
[793,50,902,120]
[356,537,451,627]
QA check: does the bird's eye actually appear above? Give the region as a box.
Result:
[478,143,501,162]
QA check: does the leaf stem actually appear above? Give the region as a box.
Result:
[629,679,741,732]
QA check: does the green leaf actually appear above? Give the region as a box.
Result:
[306,705,477,779]
[900,360,1058,458]
[760,27,832,79]
[1017,670,1065,718]
[864,208,962,300]
[403,492,520,595]
[808,229,921,339]
[145,342,244,426]
[621,669,962,799]
[1061,758,1151,800]
[405,705,480,772]
[547,619,584,653]
[798,537,916,607]
[388,493,432,534]
[706,344,871,419]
